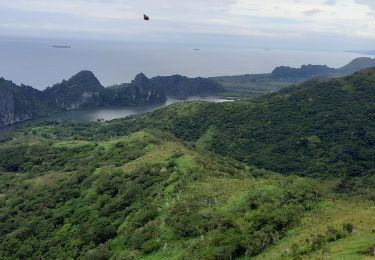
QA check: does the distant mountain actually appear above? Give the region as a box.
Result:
[271,57,375,79]
[271,64,335,79]
[336,57,375,75]
[0,72,166,128]
[212,57,375,96]
[0,71,224,128]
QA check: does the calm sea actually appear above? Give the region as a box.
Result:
[0,38,372,89]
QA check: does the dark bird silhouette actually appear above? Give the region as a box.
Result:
[144,14,150,21]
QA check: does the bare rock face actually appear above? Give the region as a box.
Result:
[131,73,166,103]
[0,71,168,128]
[100,73,166,106]
[0,70,223,128]
[0,78,41,127]
[43,70,104,110]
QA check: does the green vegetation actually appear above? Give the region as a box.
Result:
[212,74,294,97]
[0,68,374,259]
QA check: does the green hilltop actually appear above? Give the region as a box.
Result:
[0,68,375,259]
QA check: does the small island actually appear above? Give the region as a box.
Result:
[52,45,71,49]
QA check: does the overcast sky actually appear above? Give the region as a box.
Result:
[0,0,374,49]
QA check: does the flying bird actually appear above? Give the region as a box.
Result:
[144,14,150,21]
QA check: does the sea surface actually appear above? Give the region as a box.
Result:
[0,38,373,89]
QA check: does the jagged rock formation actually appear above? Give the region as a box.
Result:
[0,78,47,128]
[101,73,166,106]
[0,71,224,127]
[0,72,167,127]
[44,71,104,110]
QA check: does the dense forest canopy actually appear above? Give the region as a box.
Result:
[0,68,374,259]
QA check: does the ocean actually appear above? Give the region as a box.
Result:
[0,38,372,90]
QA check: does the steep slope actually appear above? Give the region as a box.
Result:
[101,73,166,106]
[0,71,168,127]
[43,70,104,110]
[0,78,47,127]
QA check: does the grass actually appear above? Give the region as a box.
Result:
[255,198,375,260]
[29,171,73,188]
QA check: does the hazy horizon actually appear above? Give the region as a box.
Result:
[0,37,374,89]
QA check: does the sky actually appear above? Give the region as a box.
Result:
[0,0,374,50]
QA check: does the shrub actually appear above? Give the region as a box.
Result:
[311,234,326,251]
[342,223,354,234]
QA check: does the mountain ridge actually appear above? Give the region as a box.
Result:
[211,57,375,96]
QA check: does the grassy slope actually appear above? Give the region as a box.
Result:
[255,198,375,260]
[1,124,374,259]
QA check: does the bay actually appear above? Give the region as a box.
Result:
[0,96,230,138]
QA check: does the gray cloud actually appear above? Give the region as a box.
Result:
[356,0,375,9]
[303,9,322,16]
[323,0,336,6]
[0,0,374,49]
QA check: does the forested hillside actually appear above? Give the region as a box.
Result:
[0,68,374,259]
[76,68,375,182]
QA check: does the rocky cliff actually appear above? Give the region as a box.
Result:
[0,71,168,128]
[101,73,166,105]
[0,70,226,127]
[43,71,104,110]
[0,78,46,128]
